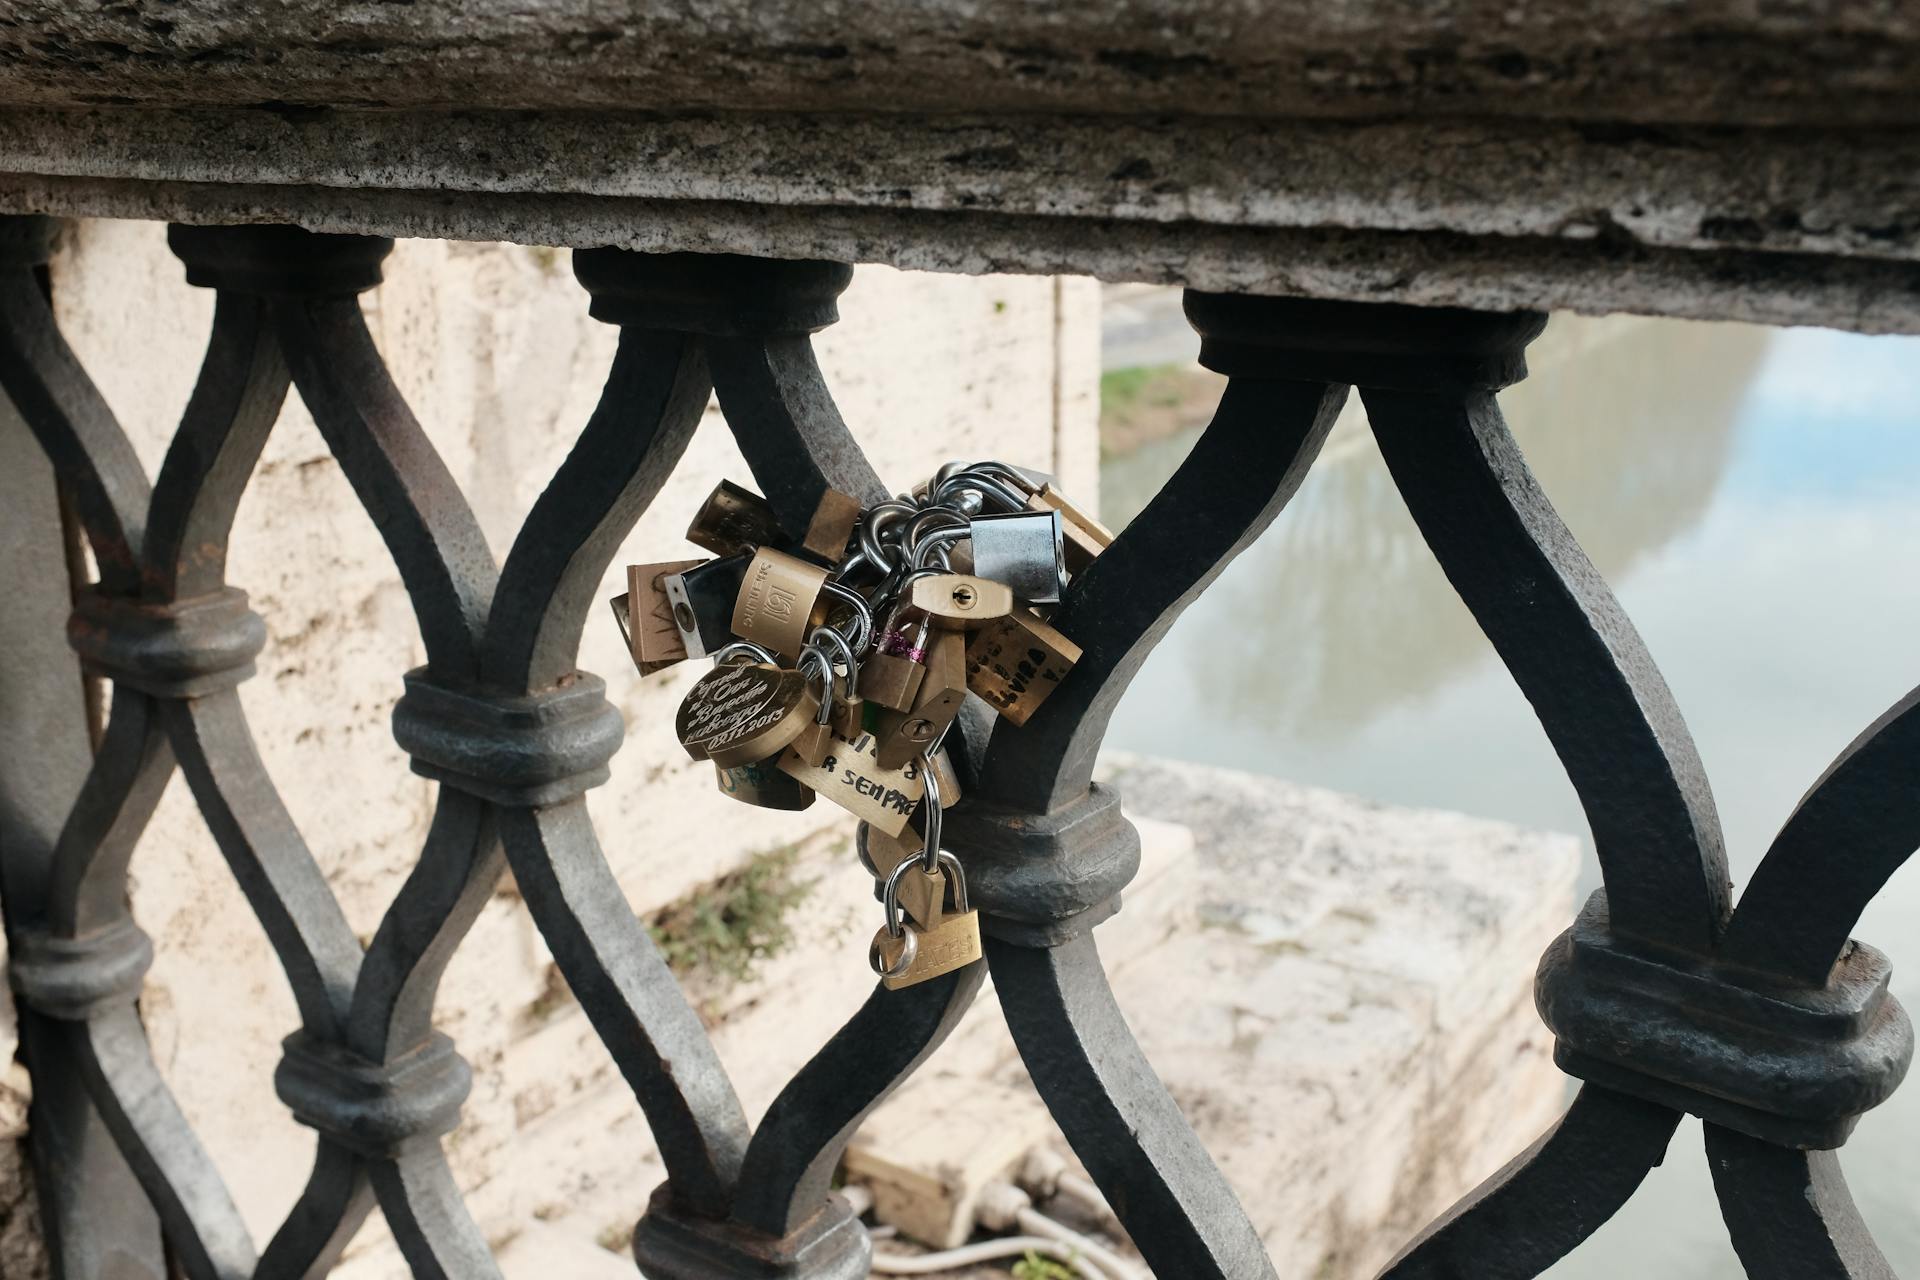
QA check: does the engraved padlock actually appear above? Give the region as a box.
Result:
[662,555,750,660]
[619,560,703,672]
[715,757,816,810]
[872,630,966,770]
[856,603,931,712]
[967,509,1067,605]
[964,607,1082,725]
[869,849,981,991]
[776,727,926,836]
[908,573,1014,630]
[732,547,831,660]
[687,479,784,558]
[676,647,821,768]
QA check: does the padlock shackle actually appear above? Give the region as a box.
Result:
[711,639,779,666]
[796,646,837,724]
[880,846,968,937]
[918,760,944,866]
[805,625,860,697]
[816,580,874,653]
[934,470,1029,514]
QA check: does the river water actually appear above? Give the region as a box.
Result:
[1096,313,1920,1277]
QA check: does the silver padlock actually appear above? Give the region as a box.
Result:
[661,554,749,659]
[967,509,1066,605]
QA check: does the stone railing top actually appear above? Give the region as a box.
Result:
[1,2,1916,332]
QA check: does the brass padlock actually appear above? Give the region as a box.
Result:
[923,747,962,811]
[621,560,703,671]
[676,659,820,768]
[662,555,750,660]
[715,758,815,810]
[968,509,1067,605]
[732,547,830,660]
[964,608,1082,726]
[802,487,863,565]
[786,647,841,768]
[908,574,1014,630]
[895,860,948,931]
[687,479,784,558]
[776,728,925,836]
[886,765,954,928]
[872,631,967,770]
[789,718,833,768]
[870,852,981,991]
[860,821,915,880]
[1027,484,1114,575]
[829,692,869,740]
[856,606,930,712]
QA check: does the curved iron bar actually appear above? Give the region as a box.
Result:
[1376,1085,1681,1279]
[0,271,148,592]
[704,263,991,1241]
[262,238,510,1277]
[957,315,1348,1279]
[1705,1125,1897,1280]
[1361,383,1730,957]
[481,316,750,1219]
[729,966,988,1239]
[990,934,1277,1280]
[707,333,890,525]
[976,376,1348,811]
[1337,305,1741,1272]
[1719,685,1920,985]
[0,257,258,1277]
[961,364,1345,1280]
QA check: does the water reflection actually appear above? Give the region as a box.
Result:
[1099,313,1920,1279]
[1103,317,1770,744]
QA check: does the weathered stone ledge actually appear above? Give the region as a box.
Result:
[1,0,1914,126]
[7,170,1917,333]
[2,109,1914,265]
[2,0,1915,331]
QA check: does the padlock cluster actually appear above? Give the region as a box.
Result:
[610,462,1111,990]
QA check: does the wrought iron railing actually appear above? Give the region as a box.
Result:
[0,212,1910,1280]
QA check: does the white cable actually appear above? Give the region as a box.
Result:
[868,1234,1109,1279]
[1016,1205,1144,1280]
[1019,1148,1127,1236]
[1057,1171,1126,1233]
[975,1179,1143,1280]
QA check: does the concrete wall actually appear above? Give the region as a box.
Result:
[0,218,1099,1270]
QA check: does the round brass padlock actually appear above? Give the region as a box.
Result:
[675,662,820,768]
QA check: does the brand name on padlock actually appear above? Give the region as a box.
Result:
[739,560,799,629]
[918,931,977,968]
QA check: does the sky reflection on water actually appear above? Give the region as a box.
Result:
[1099,316,1920,1278]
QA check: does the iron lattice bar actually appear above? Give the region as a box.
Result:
[0,214,1909,1280]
